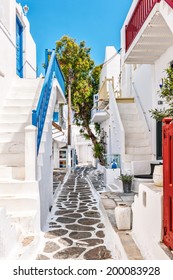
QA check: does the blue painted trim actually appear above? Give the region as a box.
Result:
[45,49,65,94]
[32,50,65,154]
[16,16,23,78]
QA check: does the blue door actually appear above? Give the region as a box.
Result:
[16,17,23,77]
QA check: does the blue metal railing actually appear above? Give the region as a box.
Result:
[32,50,65,153]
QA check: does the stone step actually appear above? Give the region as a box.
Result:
[0,180,38,194]
[0,153,24,166]
[118,106,138,115]
[0,114,31,123]
[0,166,25,180]
[123,125,146,133]
[0,197,37,214]
[126,146,152,155]
[121,114,140,121]
[8,90,38,99]
[0,106,32,114]
[122,120,143,128]
[13,77,41,86]
[0,122,30,132]
[125,137,150,147]
[117,231,144,260]
[0,132,25,143]
[124,154,152,161]
[5,99,34,107]
[0,142,24,153]
[117,103,137,110]
[125,132,148,140]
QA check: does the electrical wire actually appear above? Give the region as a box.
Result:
[100,48,121,67]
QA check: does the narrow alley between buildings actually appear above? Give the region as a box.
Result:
[36,167,122,260]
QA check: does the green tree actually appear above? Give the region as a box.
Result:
[150,66,173,121]
[56,36,105,165]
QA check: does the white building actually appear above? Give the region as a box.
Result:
[91,46,121,162]
[92,0,173,259]
[91,46,123,187]
[71,124,95,167]
[0,1,66,259]
[120,0,173,259]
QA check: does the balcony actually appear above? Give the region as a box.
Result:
[125,0,173,64]
[91,107,109,123]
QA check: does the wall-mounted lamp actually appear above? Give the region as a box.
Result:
[23,5,29,16]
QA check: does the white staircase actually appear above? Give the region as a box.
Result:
[0,77,43,259]
[0,77,42,180]
[117,102,152,163]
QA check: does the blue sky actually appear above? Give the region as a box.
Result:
[18,0,132,75]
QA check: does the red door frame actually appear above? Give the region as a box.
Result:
[162,117,173,250]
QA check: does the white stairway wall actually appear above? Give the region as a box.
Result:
[37,81,57,229]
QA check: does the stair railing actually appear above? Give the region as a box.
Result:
[32,50,65,153]
[132,82,151,132]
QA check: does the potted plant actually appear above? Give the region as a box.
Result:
[118,174,133,193]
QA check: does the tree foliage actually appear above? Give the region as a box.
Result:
[56,36,105,164]
[150,66,173,121]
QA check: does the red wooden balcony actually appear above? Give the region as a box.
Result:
[125,0,173,63]
[126,0,173,52]
[126,0,160,52]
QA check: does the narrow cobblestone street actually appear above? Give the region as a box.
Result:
[36,167,119,260]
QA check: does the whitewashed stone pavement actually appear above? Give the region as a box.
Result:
[36,167,119,260]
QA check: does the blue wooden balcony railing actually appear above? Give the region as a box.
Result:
[32,50,65,153]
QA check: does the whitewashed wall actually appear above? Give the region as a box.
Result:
[100,46,120,92]
[99,47,121,157]
[23,21,37,78]
[120,0,173,159]
[0,207,17,259]
[132,183,169,259]
[0,1,36,105]
[71,125,95,166]
[37,83,57,229]
[0,0,16,105]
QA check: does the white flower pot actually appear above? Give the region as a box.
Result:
[115,203,131,230]
[153,165,163,187]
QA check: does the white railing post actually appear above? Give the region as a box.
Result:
[25,125,37,180]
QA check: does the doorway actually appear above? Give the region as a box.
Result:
[16,16,23,77]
